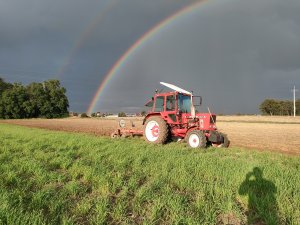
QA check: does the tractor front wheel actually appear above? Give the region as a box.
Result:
[187,130,207,148]
[144,116,168,144]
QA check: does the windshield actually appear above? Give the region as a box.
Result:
[178,94,191,113]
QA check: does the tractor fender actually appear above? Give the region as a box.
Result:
[142,113,163,125]
[186,126,198,133]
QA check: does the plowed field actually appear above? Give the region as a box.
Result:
[1,116,300,155]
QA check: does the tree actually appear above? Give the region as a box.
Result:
[0,79,69,119]
[296,99,300,115]
[40,80,69,118]
[0,83,31,119]
[0,77,12,96]
[26,82,45,118]
[259,98,299,116]
[0,78,11,118]
[141,110,147,116]
[259,99,280,116]
[279,100,293,116]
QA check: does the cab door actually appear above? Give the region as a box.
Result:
[165,94,177,123]
[153,95,165,112]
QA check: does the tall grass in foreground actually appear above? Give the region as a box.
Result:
[0,124,299,225]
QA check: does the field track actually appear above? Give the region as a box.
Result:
[1,116,300,155]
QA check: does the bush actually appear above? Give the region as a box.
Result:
[80,113,89,118]
[118,112,126,117]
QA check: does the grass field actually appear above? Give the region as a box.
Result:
[0,124,300,224]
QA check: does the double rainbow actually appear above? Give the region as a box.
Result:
[87,0,209,114]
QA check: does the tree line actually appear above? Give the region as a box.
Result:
[0,78,69,119]
[260,98,300,116]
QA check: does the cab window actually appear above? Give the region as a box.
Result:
[154,96,164,112]
[166,95,175,111]
[178,94,191,113]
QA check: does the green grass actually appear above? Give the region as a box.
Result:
[0,124,300,225]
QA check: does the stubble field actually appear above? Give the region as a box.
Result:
[1,115,300,155]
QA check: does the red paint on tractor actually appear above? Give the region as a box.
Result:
[111,82,229,148]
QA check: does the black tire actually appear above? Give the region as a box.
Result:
[111,132,119,139]
[144,116,168,144]
[121,133,127,138]
[186,130,207,148]
[219,132,230,148]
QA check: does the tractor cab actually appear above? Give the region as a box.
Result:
[145,92,193,113]
[144,91,216,129]
[145,91,187,123]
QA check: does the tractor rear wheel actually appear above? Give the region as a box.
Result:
[144,116,168,144]
[111,132,119,139]
[187,130,207,148]
[218,132,230,148]
[211,132,230,148]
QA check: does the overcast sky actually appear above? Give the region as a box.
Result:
[1,0,300,114]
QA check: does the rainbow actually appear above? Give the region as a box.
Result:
[87,0,209,114]
[56,0,118,79]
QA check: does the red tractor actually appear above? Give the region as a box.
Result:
[112,82,229,148]
[142,82,229,148]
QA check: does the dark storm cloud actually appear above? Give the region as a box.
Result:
[0,0,198,112]
[0,1,98,68]
[96,0,300,114]
[1,0,300,114]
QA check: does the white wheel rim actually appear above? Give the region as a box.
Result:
[145,121,159,142]
[189,134,200,148]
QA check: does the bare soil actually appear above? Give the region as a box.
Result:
[1,116,300,155]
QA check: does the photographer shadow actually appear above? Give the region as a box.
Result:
[239,167,278,225]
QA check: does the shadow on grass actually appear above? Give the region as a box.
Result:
[239,167,278,225]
